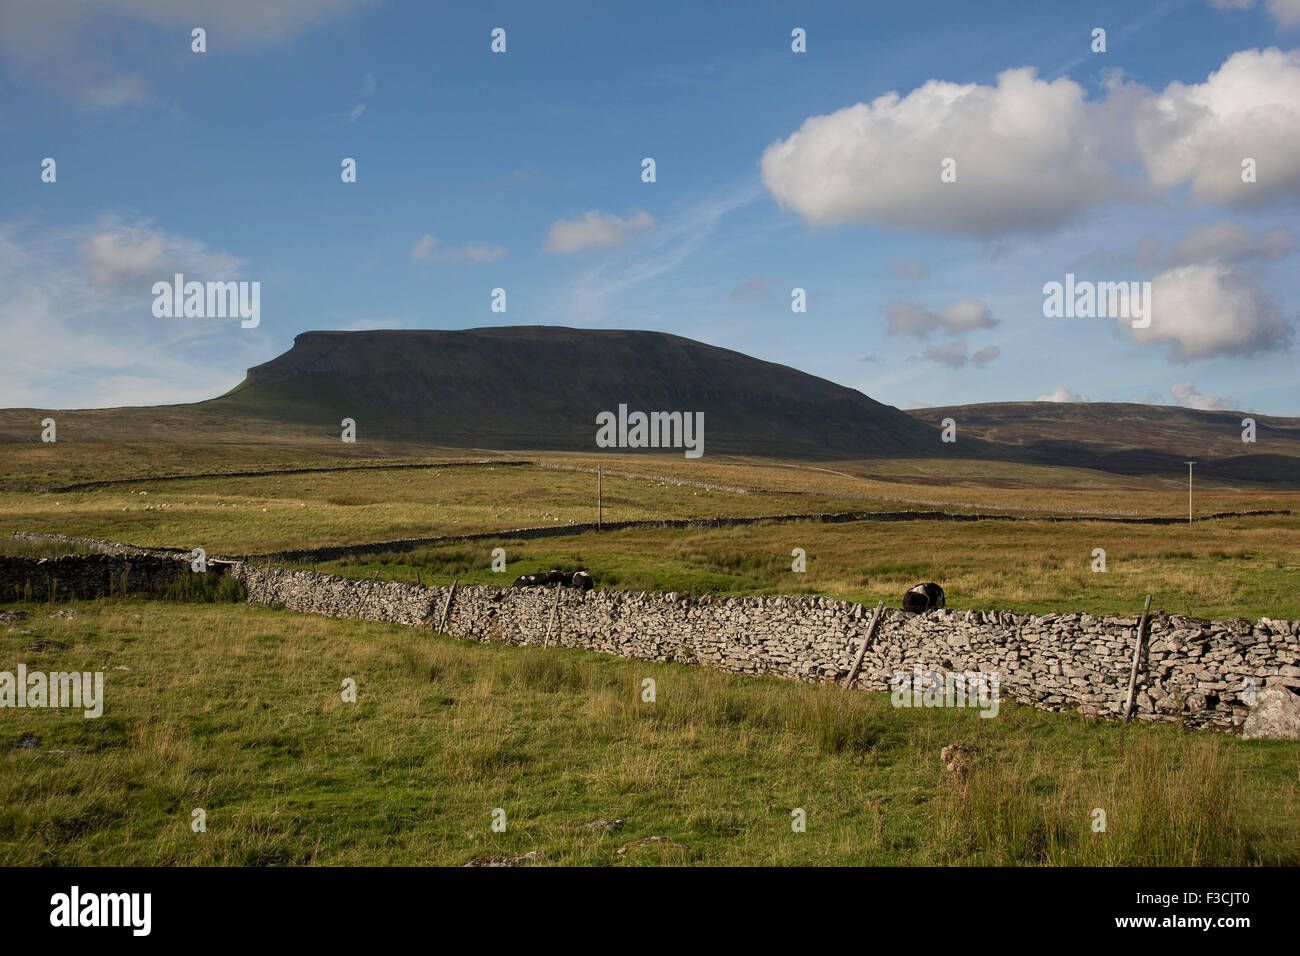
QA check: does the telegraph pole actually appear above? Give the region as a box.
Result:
[597,464,602,531]
[1184,461,1197,524]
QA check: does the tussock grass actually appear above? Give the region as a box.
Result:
[934,736,1261,865]
[3,599,1296,866]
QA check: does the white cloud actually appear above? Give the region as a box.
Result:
[1077,221,1295,272]
[1272,0,1300,28]
[0,218,265,409]
[1170,381,1233,409]
[0,0,377,107]
[1136,47,1300,204]
[80,73,148,109]
[887,299,997,338]
[1211,0,1300,29]
[761,47,1300,235]
[924,342,968,368]
[410,235,507,264]
[1036,385,1093,402]
[79,224,244,288]
[1163,221,1295,266]
[543,210,655,254]
[760,67,1124,237]
[550,186,761,325]
[921,341,1000,369]
[1127,263,1291,360]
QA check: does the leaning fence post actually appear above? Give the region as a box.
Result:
[843,601,885,690]
[1122,593,1153,723]
[543,583,562,648]
[437,577,459,633]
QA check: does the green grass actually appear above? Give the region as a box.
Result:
[303,514,1300,619]
[2,598,1297,866]
[0,463,897,556]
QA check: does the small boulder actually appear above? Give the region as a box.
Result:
[1242,686,1300,740]
[940,741,978,790]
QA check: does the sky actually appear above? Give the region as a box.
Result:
[1,0,1298,415]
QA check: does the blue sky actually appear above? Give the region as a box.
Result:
[1,0,1297,414]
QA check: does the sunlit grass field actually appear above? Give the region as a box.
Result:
[0,463,907,556]
[302,514,1300,620]
[3,598,1296,866]
[2,443,1298,866]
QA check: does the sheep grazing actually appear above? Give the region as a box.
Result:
[512,569,594,591]
[903,582,945,612]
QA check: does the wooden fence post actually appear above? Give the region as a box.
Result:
[842,601,885,690]
[1122,593,1153,723]
[437,577,459,633]
[543,583,562,648]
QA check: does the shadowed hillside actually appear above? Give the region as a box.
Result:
[1,329,1297,485]
[211,327,947,458]
[909,401,1300,484]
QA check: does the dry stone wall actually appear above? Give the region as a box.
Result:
[231,564,1300,730]
[4,546,1297,730]
[0,553,192,600]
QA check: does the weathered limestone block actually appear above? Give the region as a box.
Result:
[1242,687,1300,740]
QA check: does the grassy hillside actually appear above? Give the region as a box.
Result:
[911,401,1300,484]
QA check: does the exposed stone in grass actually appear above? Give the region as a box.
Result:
[562,819,625,831]
[617,836,689,855]
[1242,687,1300,740]
[463,850,544,867]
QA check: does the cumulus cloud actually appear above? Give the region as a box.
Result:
[0,0,377,107]
[1273,0,1300,27]
[1076,221,1294,276]
[79,225,244,288]
[887,299,997,338]
[543,210,655,254]
[921,341,999,369]
[1162,221,1295,266]
[1128,262,1291,360]
[1170,381,1234,409]
[1036,385,1094,402]
[1136,47,1300,205]
[760,67,1126,237]
[761,47,1300,235]
[924,342,969,368]
[410,235,507,264]
[1211,0,1300,29]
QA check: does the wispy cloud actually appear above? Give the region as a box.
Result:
[550,184,763,325]
[410,234,507,264]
